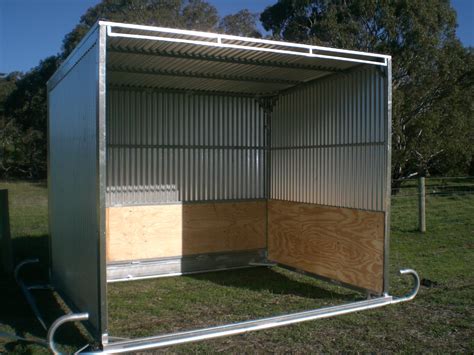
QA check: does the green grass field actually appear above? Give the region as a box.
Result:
[0,181,473,353]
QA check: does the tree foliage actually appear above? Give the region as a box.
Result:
[218,9,262,37]
[1,0,257,179]
[62,0,219,58]
[1,0,472,180]
[1,57,59,178]
[261,0,474,179]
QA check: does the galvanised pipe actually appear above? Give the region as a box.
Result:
[103,269,419,353]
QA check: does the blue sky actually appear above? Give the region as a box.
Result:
[0,0,472,74]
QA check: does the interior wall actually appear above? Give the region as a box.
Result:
[268,66,387,293]
[270,66,387,212]
[106,88,266,206]
[268,200,384,293]
[106,201,266,261]
[105,87,267,266]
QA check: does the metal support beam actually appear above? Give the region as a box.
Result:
[108,66,302,86]
[108,46,342,73]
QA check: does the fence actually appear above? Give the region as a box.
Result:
[392,176,474,232]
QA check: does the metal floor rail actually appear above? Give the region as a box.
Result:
[15,258,419,354]
[102,269,419,353]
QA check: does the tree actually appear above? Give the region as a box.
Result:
[0,73,21,177]
[62,0,219,58]
[2,57,59,178]
[2,0,222,179]
[261,0,474,180]
[218,9,262,37]
[182,0,219,32]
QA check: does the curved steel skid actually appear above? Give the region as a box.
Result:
[14,259,90,354]
[14,259,48,330]
[47,313,89,355]
[15,258,419,353]
[103,268,420,353]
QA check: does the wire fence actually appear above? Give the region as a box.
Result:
[391,176,474,232]
[392,176,474,198]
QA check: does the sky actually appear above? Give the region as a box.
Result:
[0,0,473,74]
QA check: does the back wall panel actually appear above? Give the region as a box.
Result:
[106,200,266,262]
[106,88,265,206]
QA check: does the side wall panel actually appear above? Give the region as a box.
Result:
[269,66,387,293]
[48,32,104,338]
[271,66,386,211]
[268,200,384,293]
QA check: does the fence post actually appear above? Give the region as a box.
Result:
[418,177,426,233]
[0,189,13,275]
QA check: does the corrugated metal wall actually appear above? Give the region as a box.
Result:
[271,66,387,211]
[106,88,266,206]
[106,66,387,211]
[48,34,103,336]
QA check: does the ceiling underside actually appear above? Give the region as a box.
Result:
[106,28,383,95]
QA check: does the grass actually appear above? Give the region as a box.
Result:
[0,180,473,353]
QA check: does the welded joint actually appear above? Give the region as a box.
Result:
[47,313,89,355]
[255,95,279,116]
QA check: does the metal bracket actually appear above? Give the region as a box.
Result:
[255,95,279,117]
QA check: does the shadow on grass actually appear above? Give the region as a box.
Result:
[0,235,89,352]
[187,267,359,302]
[391,227,423,235]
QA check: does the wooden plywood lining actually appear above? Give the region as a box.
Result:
[106,201,266,262]
[268,200,384,293]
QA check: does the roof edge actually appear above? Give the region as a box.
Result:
[99,21,391,64]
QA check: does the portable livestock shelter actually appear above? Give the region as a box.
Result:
[19,21,420,352]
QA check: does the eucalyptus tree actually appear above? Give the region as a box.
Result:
[261,0,474,179]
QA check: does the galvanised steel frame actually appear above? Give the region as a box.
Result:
[15,21,417,353]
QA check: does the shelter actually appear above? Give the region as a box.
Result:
[29,21,419,352]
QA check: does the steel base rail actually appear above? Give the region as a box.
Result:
[14,259,90,354]
[104,269,419,353]
[14,259,49,330]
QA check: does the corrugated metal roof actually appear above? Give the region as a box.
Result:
[103,21,389,95]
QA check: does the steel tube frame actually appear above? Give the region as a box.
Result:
[47,313,89,355]
[14,259,91,353]
[103,269,419,353]
[14,259,48,330]
[105,22,389,66]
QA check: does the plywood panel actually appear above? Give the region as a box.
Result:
[268,200,384,293]
[107,201,266,262]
